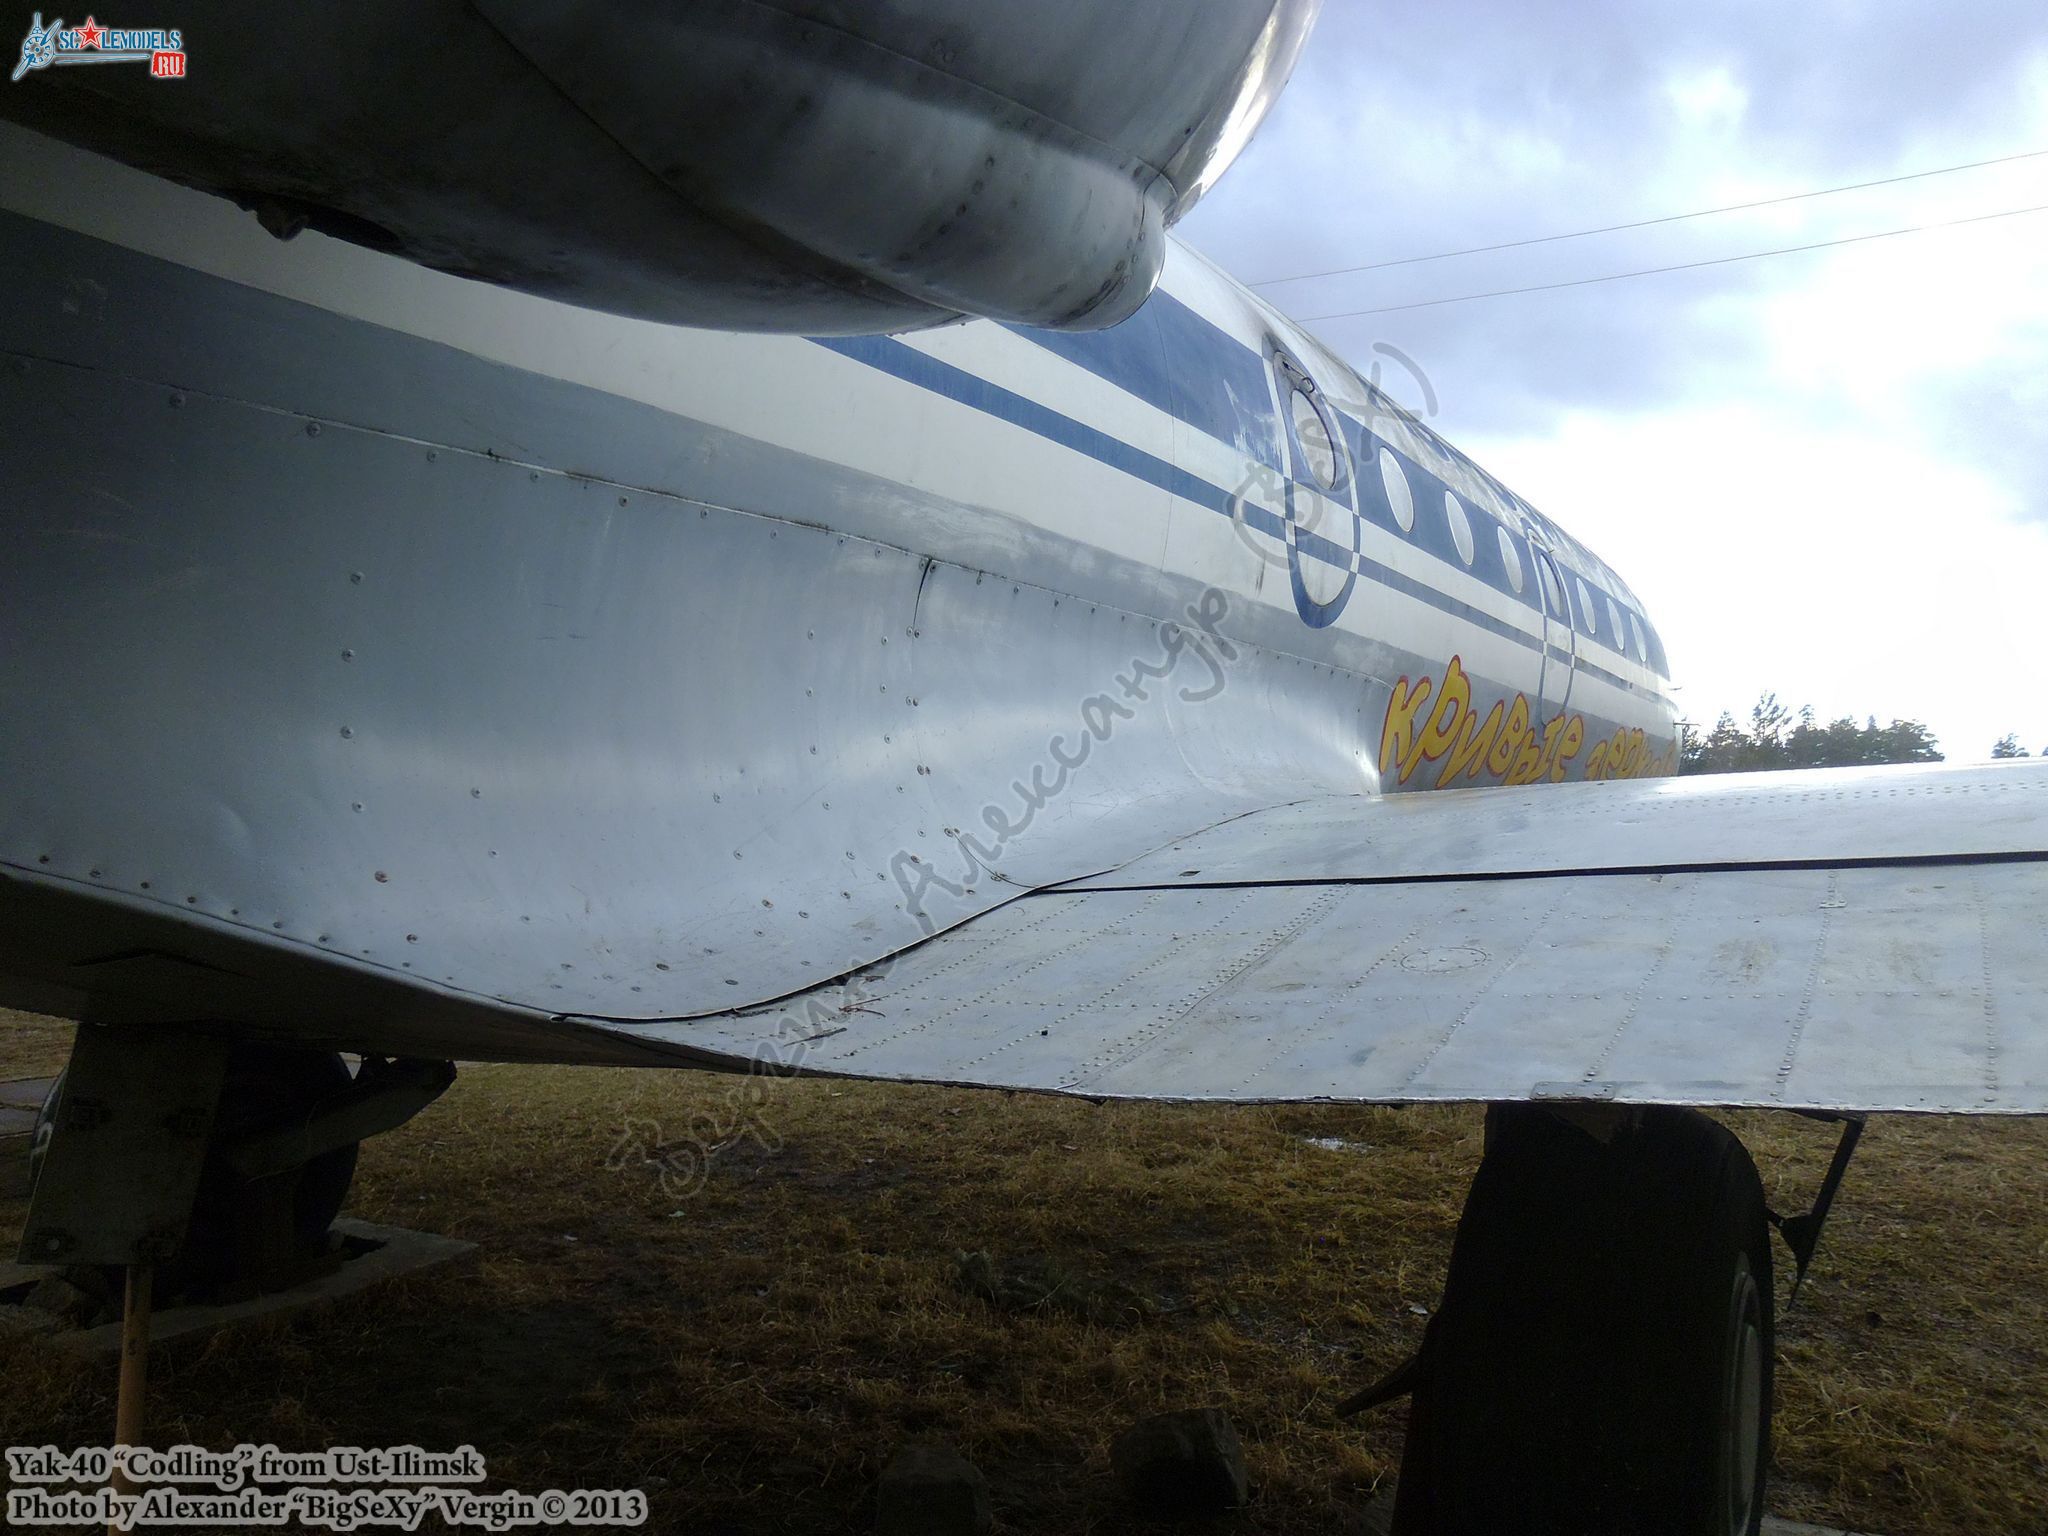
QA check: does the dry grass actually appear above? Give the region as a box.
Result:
[2,1011,2043,1533]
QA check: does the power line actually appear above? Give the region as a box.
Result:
[1298,200,2048,321]
[1251,146,2048,288]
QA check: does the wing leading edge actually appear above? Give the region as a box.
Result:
[603,761,2048,1113]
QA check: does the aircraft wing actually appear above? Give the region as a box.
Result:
[616,761,2048,1113]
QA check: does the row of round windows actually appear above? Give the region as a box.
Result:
[1286,381,1651,667]
[1374,445,1648,664]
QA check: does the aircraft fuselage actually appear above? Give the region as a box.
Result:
[0,122,1676,1061]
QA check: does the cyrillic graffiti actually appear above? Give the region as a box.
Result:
[1378,655,1675,788]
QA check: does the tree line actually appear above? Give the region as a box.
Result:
[1677,694,2038,775]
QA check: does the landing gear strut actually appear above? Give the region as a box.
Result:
[22,1023,455,1467]
[1386,1105,1775,1536]
[29,1034,452,1300]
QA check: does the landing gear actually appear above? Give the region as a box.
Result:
[33,1044,352,1299]
[1390,1106,1773,1536]
[22,1025,454,1489]
[25,1027,453,1301]
[169,1044,362,1297]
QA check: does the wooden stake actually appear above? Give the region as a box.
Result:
[110,1261,151,1533]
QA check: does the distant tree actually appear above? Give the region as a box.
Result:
[1750,692,1791,752]
[1868,718,1943,765]
[1683,711,1763,775]
[1991,734,2031,759]
[1680,694,1942,775]
[1678,720,1704,773]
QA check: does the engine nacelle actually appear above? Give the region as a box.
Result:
[1,0,1319,332]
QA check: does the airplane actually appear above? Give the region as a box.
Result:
[3,4,2044,1533]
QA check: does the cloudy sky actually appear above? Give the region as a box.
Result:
[1180,1,2048,760]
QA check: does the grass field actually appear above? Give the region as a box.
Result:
[3,1011,2044,1533]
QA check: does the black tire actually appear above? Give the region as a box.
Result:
[211,1043,359,1250]
[177,1044,359,1291]
[1392,1106,1773,1536]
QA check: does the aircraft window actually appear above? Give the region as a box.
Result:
[1378,449,1415,532]
[1576,577,1596,633]
[1288,385,1341,490]
[1497,526,1525,593]
[1630,612,1647,657]
[1606,597,1626,649]
[1538,557,1565,617]
[1445,492,1475,565]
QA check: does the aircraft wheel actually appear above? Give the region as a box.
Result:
[1392,1105,1772,1536]
[187,1044,360,1291]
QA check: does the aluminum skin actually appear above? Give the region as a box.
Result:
[3,121,2040,1112]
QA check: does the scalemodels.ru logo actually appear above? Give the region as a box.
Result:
[13,13,186,81]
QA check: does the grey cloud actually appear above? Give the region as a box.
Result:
[1922,353,2048,524]
[1179,0,2048,447]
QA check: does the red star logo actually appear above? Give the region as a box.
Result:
[75,16,104,49]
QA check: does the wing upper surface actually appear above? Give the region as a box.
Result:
[1064,760,2048,889]
[610,762,2048,1112]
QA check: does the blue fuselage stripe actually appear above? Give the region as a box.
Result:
[813,323,1661,698]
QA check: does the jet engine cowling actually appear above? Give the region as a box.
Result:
[1,0,1319,333]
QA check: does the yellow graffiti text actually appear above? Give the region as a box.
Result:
[1377,656,1669,789]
